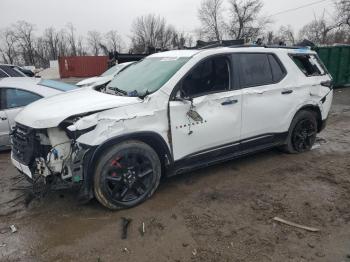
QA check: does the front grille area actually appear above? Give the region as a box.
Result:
[11,123,38,166]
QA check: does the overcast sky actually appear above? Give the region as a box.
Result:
[1,0,334,43]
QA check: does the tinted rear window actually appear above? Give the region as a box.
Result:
[38,79,77,91]
[240,53,273,87]
[268,54,285,82]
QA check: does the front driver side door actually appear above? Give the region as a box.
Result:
[0,110,10,148]
[0,88,42,148]
[169,55,242,161]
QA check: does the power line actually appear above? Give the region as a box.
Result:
[182,0,332,35]
[267,0,331,18]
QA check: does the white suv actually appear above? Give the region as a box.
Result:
[11,46,333,210]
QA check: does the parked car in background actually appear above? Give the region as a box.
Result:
[76,61,135,89]
[17,67,35,77]
[0,64,27,78]
[0,77,77,149]
[11,46,333,210]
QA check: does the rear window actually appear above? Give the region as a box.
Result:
[290,54,326,77]
[38,79,77,91]
[268,54,286,82]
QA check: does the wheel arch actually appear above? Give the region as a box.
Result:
[80,131,174,203]
[80,131,172,200]
[85,131,172,185]
[293,104,323,132]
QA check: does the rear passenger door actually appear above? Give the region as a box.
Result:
[239,53,293,144]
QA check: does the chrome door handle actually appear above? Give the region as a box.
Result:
[221,99,238,106]
[281,90,293,95]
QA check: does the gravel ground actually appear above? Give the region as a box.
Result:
[0,88,349,262]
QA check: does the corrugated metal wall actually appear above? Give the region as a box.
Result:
[58,56,108,78]
[315,46,350,87]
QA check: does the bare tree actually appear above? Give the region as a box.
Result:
[105,30,124,53]
[12,21,37,65]
[130,14,175,53]
[35,27,72,66]
[87,31,101,56]
[198,0,225,41]
[275,25,296,45]
[171,31,195,48]
[35,36,49,67]
[43,27,60,60]
[335,0,350,28]
[0,28,18,64]
[158,25,176,50]
[171,32,186,49]
[299,15,337,45]
[227,0,268,41]
[66,23,77,56]
[266,31,274,45]
[331,27,350,43]
[56,29,69,57]
[185,34,195,47]
[76,36,87,56]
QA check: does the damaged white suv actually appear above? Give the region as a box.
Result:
[11,46,333,210]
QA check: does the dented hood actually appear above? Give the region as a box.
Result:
[15,88,142,129]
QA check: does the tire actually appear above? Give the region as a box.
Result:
[283,110,318,154]
[93,140,161,210]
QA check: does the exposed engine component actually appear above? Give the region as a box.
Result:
[35,158,50,177]
[45,128,72,179]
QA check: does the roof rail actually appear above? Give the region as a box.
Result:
[264,45,310,49]
[228,44,310,49]
[199,43,224,49]
[198,43,312,50]
[228,44,261,48]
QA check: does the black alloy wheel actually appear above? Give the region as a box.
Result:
[103,152,153,202]
[291,118,317,152]
[94,141,161,210]
[282,110,318,154]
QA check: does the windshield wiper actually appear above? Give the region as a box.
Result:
[140,89,151,99]
[128,89,151,99]
[110,86,127,96]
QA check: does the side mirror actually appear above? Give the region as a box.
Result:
[174,85,191,102]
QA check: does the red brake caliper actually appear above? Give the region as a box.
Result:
[111,156,123,177]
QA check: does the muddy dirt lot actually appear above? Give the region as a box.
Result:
[0,88,350,262]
